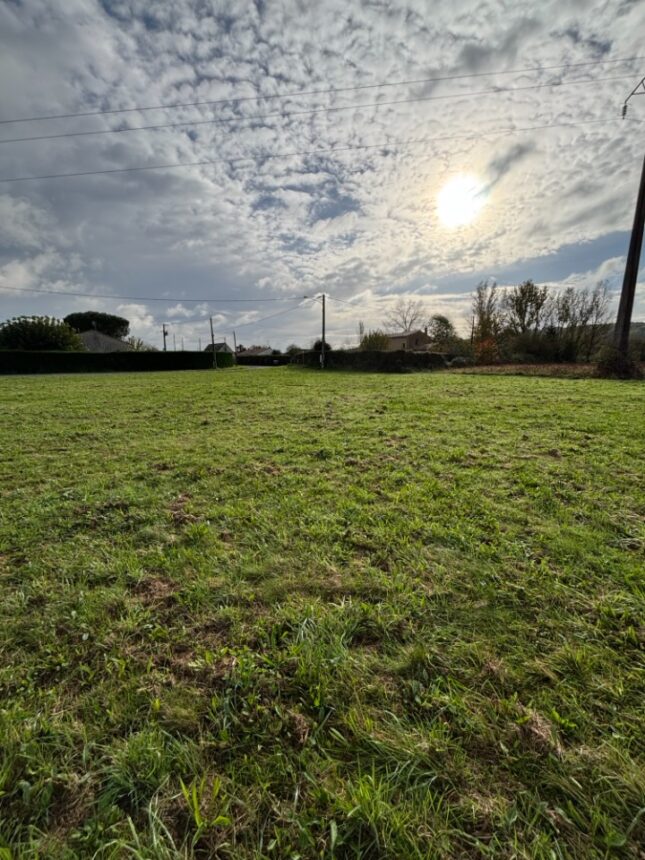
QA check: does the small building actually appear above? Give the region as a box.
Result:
[203,342,234,354]
[238,346,273,357]
[79,330,133,353]
[385,329,432,351]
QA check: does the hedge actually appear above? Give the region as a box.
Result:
[0,350,234,375]
[296,349,448,372]
[235,354,291,366]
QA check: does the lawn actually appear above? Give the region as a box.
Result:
[0,367,643,859]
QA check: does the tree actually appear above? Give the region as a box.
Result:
[312,339,332,352]
[360,330,390,350]
[0,316,84,351]
[582,281,610,361]
[472,281,504,343]
[127,336,157,352]
[384,298,426,332]
[503,280,550,334]
[552,284,609,361]
[64,311,129,339]
[285,344,303,356]
[427,314,457,348]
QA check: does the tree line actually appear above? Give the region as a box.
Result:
[471,279,611,363]
[358,279,623,364]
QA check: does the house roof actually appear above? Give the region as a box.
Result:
[203,342,233,353]
[240,346,273,356]
[79,329,133,353]
[387,329,427,338]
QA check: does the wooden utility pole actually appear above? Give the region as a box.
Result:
[162,324,168,352]
[614,151,645,354]
[209,316,217,369]
[615,76,645,355]
[320,293,326,369]
[232,330,237,358]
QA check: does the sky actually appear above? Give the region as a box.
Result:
[1,0,644,350]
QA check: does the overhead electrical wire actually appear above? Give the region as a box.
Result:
[0,284,306,302]
[214,301,313,329]
[0,116,630,184]
[0,74,634,146]
[0,54,642,125]
[164,301,314,331]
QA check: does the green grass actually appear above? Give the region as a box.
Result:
[0,367,643,859]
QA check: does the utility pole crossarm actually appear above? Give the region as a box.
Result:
[622,75,645,117]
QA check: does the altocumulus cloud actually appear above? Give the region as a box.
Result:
[0,0,643,347]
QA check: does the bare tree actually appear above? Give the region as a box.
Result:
[384,298,426,332]
[553,282,610,361]
[126,336,157,352]
[472,281,504,342]
[583,281,611,360]
[503,280,550,334]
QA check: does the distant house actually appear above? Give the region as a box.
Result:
[203,342,234,354]
[79,330,133,353]
[385,329,432,351]
[239,346,273,357]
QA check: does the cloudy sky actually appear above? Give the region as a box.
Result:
[1,0,644,350]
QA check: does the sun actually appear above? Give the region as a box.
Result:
[437,174,486,228]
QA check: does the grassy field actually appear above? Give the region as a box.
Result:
[0,367,643,859]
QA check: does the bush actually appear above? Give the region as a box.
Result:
[312,339,332,352]
[360,330,390,351]
[299,349,446,372]
[596,346,643,380]
[474,337,500,365]
[0,316,84,351]
[0,351,232,374]
[236,354,291,366]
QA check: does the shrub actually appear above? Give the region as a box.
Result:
[236,353,290,366]
[312,339,332,352]
[0,316,84,351]
[300,349,446,372]
[360,330,390,351]
[596,346,643,380]
[474,337,500,365]
[0,350,231,374]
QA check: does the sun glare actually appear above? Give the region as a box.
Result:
[437,174,486,228]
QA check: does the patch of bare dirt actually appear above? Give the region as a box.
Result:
[134,575,178,607]
[516,708,563,757]
[170,492,198,526]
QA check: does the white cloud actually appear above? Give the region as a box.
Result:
[1,0,644,348]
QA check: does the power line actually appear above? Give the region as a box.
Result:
[218,302,312,329]
[0,284,305,302]
[325,295,356,305]
[0,116,628,184]
[1,55,642,126]
[0,282,312,326]
[0,74,633,146]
